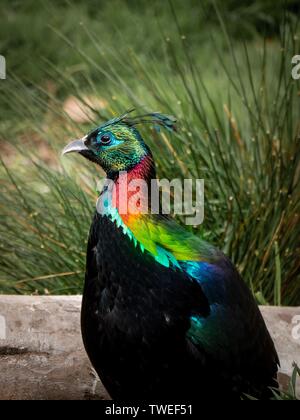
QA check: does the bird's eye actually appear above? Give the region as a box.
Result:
[100,134,111,145]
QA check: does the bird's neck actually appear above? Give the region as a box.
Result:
[101,154,156,221]
[118,153,156,186]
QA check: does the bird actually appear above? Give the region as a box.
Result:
[63,110,279,400]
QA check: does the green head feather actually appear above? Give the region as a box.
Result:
[78,109,177,175]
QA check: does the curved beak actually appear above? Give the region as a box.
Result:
[62,138,89,156]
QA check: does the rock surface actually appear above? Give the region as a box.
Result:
[0,296,299,400]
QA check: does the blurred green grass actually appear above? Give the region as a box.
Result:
[0,0,299,304]
[1,0,300,88]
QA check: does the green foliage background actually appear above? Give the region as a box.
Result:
[0,0,299,305]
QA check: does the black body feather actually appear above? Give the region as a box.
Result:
[81,213,279,400]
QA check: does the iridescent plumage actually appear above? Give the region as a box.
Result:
[63,110,279,400]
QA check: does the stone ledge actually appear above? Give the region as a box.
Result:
[0,296,299,400]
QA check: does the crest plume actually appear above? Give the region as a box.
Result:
[102,109,177,132]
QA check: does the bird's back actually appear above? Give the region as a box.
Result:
[182,257,279,398]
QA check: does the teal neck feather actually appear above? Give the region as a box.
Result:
[98,192,181,269]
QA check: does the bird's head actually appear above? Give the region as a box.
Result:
[63,110,176,176]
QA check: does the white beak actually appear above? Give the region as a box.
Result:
[62,138,89,155]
